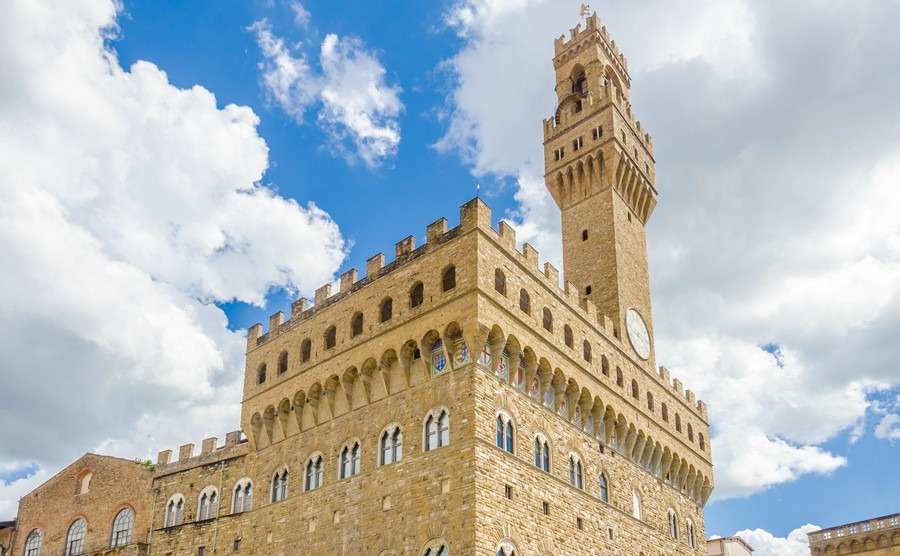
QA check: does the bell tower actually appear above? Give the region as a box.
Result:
[544,13,659,366]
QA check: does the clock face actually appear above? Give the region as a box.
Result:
[625,308,651,360]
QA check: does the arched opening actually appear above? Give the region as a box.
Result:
[442,265,456,292]
[256,363,267,385]
[494,268,507,295]
[277,351,288,374]
[351,312,363,337]
[519,289,531,314]
[324,326,336,350]
[300,338,311,362]
[542,307,553,332]
[380,298,393,322]
[410,282,424,308]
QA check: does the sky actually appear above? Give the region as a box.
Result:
[1,0,899,554]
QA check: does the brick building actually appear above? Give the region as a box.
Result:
[8,12,713,556]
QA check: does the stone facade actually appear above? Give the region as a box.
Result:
[707,536,753,556]
[808,513,900,555]
[7,12,713,556]
[9,454,152,556]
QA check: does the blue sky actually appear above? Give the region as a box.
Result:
[1,1,899,554]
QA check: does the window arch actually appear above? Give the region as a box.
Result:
[351,312,363,337]
[631,379,639,399]
[300,338,311,363]
[380,425,403,465]
[497,542,518,556]
[533,435,550,472]
[599,472,609,503]
[23,529,41,556]
[164,494,184,527]
[568,454,583,489]
[583,340,592,362]
[686,518,697,548]
[64,519,86,556]
[271,468,288,502]
[442,266,456,292]
[380,298,393,323]
[410,281,424,308]
[197,486,218,521]
[110,507,134,547]
[324,326,336,349]
[675,413,682,432]
[519,289,530,314]
[542,307,553,331]
[305,454,323,491]
[601,355,609,376]
[632,490,642,520]
[277,351,288,374]
[495,412,514,454]
[340,441,361,479]
[233,479,253,513]
[688,423,694,442]
[424,408,450,451]
[667,508,679,539]
[699,433,705,450]
[647,392,654,411]
[616,367,623,386]
[423,545,448,556]
[494,269,506,295]
[256,363,266,385]
[78,471,91,494]
[661,403,669,422]
[563,325,573,347]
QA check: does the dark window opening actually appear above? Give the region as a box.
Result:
[324,326,336,350]
[380,298,393,323]
[410,282,424,308]
[257,364,266,385]
[585,285,592,295]
[300,339,311,363]
[542,308,553,332]
[519,290,531,314]
[582,229,588,241]
[494,269,507,295]
[442,266,456,292]
[277,351,288,374]
[351,312,363,337]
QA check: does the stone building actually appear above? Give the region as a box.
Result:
[807,513,900,555]
[707,536,753,556]
[7,12,713,556]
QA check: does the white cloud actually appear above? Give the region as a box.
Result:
[251,22,403,167]
[289,1,311,28]
[736,524,820,556]
[439,0,900,498]
[0,0,346,518]
[875,414,900,441]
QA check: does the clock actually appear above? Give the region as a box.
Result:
[625,308,651,360]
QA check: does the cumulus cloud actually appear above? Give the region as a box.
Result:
[736,524,820,556]
[875,414,900,441]
[251,19,403,167]
[0,0,345,518]
[289,1,311,28]
[439,0,900,498]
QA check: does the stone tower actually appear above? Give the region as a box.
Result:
[544,12,658,368]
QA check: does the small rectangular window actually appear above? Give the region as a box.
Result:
[598,442,604,454]
[608,527,614,540]
[542,501,550,515]
[198,548,206,556]
[577,517,583,530]
[592,126,603,140]
[573,137,584,151]
[233,540,241,553]
[554,147,565,161]
[504,485,513,500]
[581,229,588,241]
[585,285,592,295]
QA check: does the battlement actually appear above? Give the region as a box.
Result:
[554,13,628,76]
[155,430,248,474]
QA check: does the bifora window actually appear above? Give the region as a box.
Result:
[599,473,609,503]
[340,442,361,479]
[424,546,447,556]
[305,456,323,491]
[667,509,679,539]
[495,413,514,453]
[534,437,550,472]
[425,409,449,451]
[165,495,184,527]
[64,519,86,556]
[110,508,134,547]
[271,469,288,502]
[568,456,583,489]
[380,427,403,465]
[198,488,218,521]
[23,530,41,556]
[233,480,252,513]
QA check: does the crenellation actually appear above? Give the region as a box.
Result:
[395,235,415,260]
[268,311,284,331]
[291,297,308,319]
[247,323,262,347]
[672,378,684,397]
[339,268,357,293]
[200,437,217,455]
[459,197,491,231]
[178,443,194,461]
[685,390,696,406]
[314,283,331,307]
[522,242,540,268]
[497,220,516,249]
[697,400,708,419]
[659,365,671,383]
[427,217,448,243]
[543,262,559,285]
[157,449,172,466]
[366,252,385,277]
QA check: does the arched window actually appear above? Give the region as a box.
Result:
[198,487,218,521]
[495,413,514,454]
[380,298,393,322]
[563,325,573,347]
[410,282,424,308]
[78,472,91,494]
[442,266,456,292]
[675,413,682,432]
[601,355,609,376]
[661,403,669,422]
[667,509,679,539]
[533,437,550,472]
[542,307,553,331]
[568,456,583,489]
[631,379,639,399]
[256,363,266,385]
[599,473,609,503]
[423,546,448,556]
[519,289,530,314]
[688,423,694,442]
[271,469,288,502]
[583,341,592,362]
[63,519,86,556]
[305,455,323,491]
[632,490,642,520]
[110,508,134,547]
[425,409,449,451]
[277,351,288,374]
[687,519,697,548]
[616,368,623,387]
[494,269,506,295]
[380,426,403,465]
[699,433,705,450]
[164,495,184,527]
[300,338,311,362]
[351,312,363,337]
[23,530,41,556]
[497,547,517,556]
[233,480,253,513]
[324,325,336,349]
[340,442,361,479]
[647,392,654,411]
